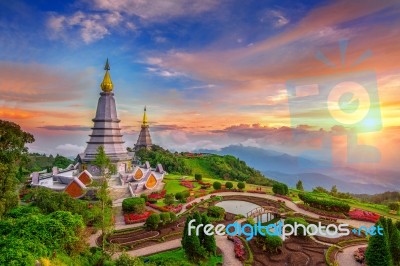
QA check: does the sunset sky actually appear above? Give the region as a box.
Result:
[1,0,399,172]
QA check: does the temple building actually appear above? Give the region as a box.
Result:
[135,106,153,151]
[78,59,132,174]
[30,59,165,199]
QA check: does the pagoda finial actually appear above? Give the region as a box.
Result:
[100,58,113,92]
[142,106,148,126]
[104,58,110,70]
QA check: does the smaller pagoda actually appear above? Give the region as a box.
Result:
[135,106,153,151]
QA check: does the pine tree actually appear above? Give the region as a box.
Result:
[182,214,206,262]
[390,227,400,266]
[93,145,116,254]
[181,215,192,249]
[296,180,304,191]
[365,221,392,266]
[202,214,216,255]
[193,212,203,242]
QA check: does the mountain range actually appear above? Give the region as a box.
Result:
[198,145,399,194]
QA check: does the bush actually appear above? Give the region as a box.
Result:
[182,191,190,198]
[122,198,145,214]
[299,193,350,213]
[115,252,144,266]
[285,217,309,237]
[140,194,148,202]
[213,182,222,190]
[163,194,175,206]
[237,182,245,190]
[207,206,225,218]
[175,192,183,201]
[272,183,289,195]
[225,182,233,189]
[246,217,255,225]
[146,214,160,230]
[169,212,177,222]
[388,202,400,211]
[160,212,171,225]
[194,174,202,181]
[147,198,157,204]
[263,234,282,253]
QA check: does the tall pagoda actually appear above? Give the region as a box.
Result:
[79,59,132,174]
[135,106,153,151]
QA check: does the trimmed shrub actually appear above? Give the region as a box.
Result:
[213,182,222,190]
[175,192,183,201]
[225,181,233,189]
[146,213,160,230]
[207,206,225,218]
[299,192,350,213]
[147,198,157,204]
[264,234,282,253]
[163,194,175,206]
[140,194,148,202]
[122,197,145,214]
[272,183,289,195]
[285,217,309,237]
[169,212,177,222]
[194,174,202,181]
[237,182,245,190]
[160,212,171,225]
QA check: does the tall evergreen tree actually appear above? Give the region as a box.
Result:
[296,180,304,191]
[201,214,216,255]
[181,213,206,262]
[0,120,34,219]
[193,212,203,242]
[181,215,192,249]
[365,221,393,266]
[390,227,400,266]
[93,145,116,254]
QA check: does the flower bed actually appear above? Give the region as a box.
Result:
[145,202,183,213]
[297,203,347,219]
[185,196,195,203]
[277,199,286,204]
[247,190,266,194]
[348,209,380,223]
[124,211,152,224]
[164,204,183,213]
[228,236,246,261]
[275,194,293,201]
[180,180,195,189]
[148,189,166,200]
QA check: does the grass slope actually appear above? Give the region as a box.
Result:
[142,248,223,266]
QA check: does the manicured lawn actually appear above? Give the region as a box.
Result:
[142,248,223,266]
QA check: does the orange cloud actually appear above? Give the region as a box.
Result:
[0,61,94,103]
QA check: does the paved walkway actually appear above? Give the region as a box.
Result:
[216,235,242,266]
[336,244,367,266]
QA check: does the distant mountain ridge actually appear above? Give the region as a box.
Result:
[198,145,400,194]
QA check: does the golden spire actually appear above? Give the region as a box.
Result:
[100,58,113,92]
[142,106,148,126]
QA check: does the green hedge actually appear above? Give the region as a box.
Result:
[207,206,225,218]
[272,183,289,195]
[122,197,145,213]
[299,193,350,213]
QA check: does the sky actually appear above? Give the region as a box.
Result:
[0,0,399,173]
